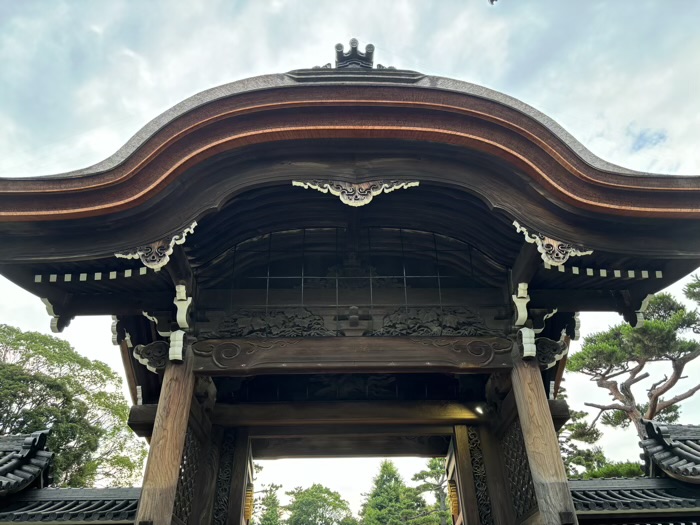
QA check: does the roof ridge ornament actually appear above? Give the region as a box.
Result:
[513,221,593,266]
[314,39,395,70]
[293,180,419,207]
[336,38,374,69]
[115,221,197,271]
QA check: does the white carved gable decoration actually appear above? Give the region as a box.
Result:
[292,180,419,207]
[513,221,593,266]
[115,221,197,271]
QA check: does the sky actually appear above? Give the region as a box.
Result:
[1,0,700,514]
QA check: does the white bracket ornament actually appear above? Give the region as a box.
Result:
[115,221,197,271]
[513,221,593,266]
[519,327,537,359]
[293,180,419,207]
[41,298,72,333]
[169,330,185,362]
[634,294,654,328]
[174,284,192,330]
[512,282,530,327]
[142,311,171,337]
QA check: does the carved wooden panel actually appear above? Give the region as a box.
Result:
[173,427,201,524]
[212,429,237,525]
[192,336,513,376]
[501,418,538,521]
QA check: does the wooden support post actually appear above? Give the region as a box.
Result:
[134,350,195,525]
[479,426,515,525]
[449,425,481,525]
[227,428,252,525]
[511,359,578,525]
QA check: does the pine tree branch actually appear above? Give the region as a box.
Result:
[656,383,700,413]
[585,402,630,412]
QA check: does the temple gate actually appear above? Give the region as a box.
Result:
[2,40,700,525]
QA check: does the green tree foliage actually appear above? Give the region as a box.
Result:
[567,290,700,439]
[0,324,146,487]
[256,484,282,525]
[361,460,438,525]
[285,484,354,525]
[412,458,450,525]
[583,461,644,479]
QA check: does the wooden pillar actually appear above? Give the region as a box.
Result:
[447,425,481,525]
[511,359,578,525]
[135,351,195,525]
[478,426,515,525]
[227,428,252,525]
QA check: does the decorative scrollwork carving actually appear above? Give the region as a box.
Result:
[115,221,197,271]
[448,479,460,518]
[513,221,592,266]
[205,308,336,338]
[369,307,504,337]
[293,180,419,207]
[410,337,512,366]
[133,341,169,373]
[244,483,255,521]
[192,339,302,369]
[535,336,569,370]
[467,427,494,525]
[501,419,538,520]
[213,430,237,525]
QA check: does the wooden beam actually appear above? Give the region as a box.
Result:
[192,337,513,376]
[248,424,455,438]
[511,359,579,525]
[252,434,450,459]
[451,426,481,525]
[211,401,483,427]
[511,242,541,288]
[134,350,195,525]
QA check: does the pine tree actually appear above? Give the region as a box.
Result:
[256,484,281,525]
[360,460,437,525]
[412,458,450,525]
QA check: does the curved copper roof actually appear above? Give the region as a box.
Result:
[1,67,700,223]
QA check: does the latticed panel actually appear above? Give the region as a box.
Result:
[173,428,202,524]
[467,427,494,525]
[213,429,237,525]
[501,418,538,520]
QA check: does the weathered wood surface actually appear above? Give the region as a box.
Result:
[248,424,455,438]
[452,426,481,525]
[252,434,451,459]
[188,413,217,525]
[227,429,252,525]
[134,351,195,525]
[511,359,579,525]
[478,425,515,525]
[192,336,513,376]
[210,401,482,427]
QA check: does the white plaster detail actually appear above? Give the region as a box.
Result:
[125,269,132,278]
[534,308,558,335]
[572,312,581,341]
[174,284,192,330]
[169,330,185,362]
[519,327,537,359]
[600,269,607,277]
[512,282,530,327]
[115,221,198,271]
[80,273,88,282]
[64,274,72,282]
[111,316,119,345]
[634,294,654,329]
[136,386,143,406]
[142,311,171,337]
[656,271,663,278]
[95,272,102,280]
[41,297,67,334]
[49,274,57,283]
[293,180,419,207]
[34,275,42,283]
[513,220,593,266]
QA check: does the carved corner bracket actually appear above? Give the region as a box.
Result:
[133,329,188,374]
[292,180,419,207]
[513,221,593,266]
[41,298,73,333]
[115,221,197,271]
[518,327,569,369]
